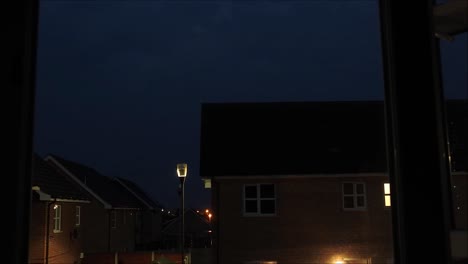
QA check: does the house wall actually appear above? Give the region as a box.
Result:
[214,176,394,264]
[452,173,468,230]
[109,209,137,252]
[29,201,84,264]
[137,210,162,247]
[81,199,109,253]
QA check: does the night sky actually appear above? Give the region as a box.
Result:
[33,0,467,209]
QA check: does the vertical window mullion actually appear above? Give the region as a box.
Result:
[257,184,261,214]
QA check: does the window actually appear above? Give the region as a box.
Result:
[384,183,391,207]
[75,206,81,226]
[243,184,276,216]
[53,204,61,232]
[342,182,366,210]
[111,211,116,228]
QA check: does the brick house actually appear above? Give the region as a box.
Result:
[29,154,90,264]
[199,100,467,264]
[45,155,161,254]
[161,208,213,250]
[115,177,164,249]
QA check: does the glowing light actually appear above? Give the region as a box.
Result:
[205,209,209,214]
[384,183,391,194]
[176,163,188,177]
[335,261,345,264]
[53,204,58,210]
[208,213,212,220]
[161,209,164,212]
[208,230,212,233]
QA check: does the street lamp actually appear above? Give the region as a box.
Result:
[176,163,187,264]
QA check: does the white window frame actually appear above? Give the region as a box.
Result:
[342,182,367,210]
[53,204,62,232]
[243,184,276,216]
[384,182,391,207]
[111,211,117,229]
[75,206,81,226]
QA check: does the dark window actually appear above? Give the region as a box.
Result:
[244,184,276,216]
[342,182,367,210]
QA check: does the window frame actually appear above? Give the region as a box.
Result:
[384,182,391,207]
[342,182,367,211]
[111,210,117,229]
[53,204,62,233]
[75,206,81,226]
[243,183,276,217]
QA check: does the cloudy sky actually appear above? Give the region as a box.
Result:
[33,0,467,209]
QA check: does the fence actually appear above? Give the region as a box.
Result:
[82,251,190,264]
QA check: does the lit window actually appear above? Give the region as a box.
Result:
[243,184,276,216]
[384,183,391,207]
[111,211,117,228]
[342,182,366,210]
[53,205,62,232]
[75,206,81,226]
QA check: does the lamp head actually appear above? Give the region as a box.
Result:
[177,163,187,178]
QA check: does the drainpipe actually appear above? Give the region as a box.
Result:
[45,199,56,264]
[107,210,111,252]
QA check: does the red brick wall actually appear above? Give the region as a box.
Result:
[81,200,109,253]
[82,252,114,264]
[214,176,394,264]
[82,251,182,264]
[29,200,84,264]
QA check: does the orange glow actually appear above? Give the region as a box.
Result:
[205,209,209,214]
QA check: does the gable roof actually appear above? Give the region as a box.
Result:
[200,100,467,177]
[46,155,147,209]
[115,177,163,210]
[32,153,89,201]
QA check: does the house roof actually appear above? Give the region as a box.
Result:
[115,177,164,210]
[433,0,468,40]
[32,153,89,201]
[162,209,211,235]
[47,155,147,209]
[200,100,467,177]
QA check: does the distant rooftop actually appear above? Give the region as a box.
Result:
[48,155,147,209]
[32,153,88,201]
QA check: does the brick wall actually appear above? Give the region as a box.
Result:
[29,200,85,264]
[214,176,394,264]
[82,251,185,264]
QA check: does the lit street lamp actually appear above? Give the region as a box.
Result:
[177,163,187,264]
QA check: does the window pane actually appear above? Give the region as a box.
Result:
[33,1,394,263]
[438,15,467,262]
[343,183,354,195]
[356,183,365,194]
[260,200,275,214]
[357,196,365,207]
[245,185,257,199]
[260,184,275,198]
[384,183,391,195]
[343,197,355,208]
[385,195,391,207]
[245,200,258,213]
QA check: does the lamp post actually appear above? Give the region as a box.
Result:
[177,163,187,264]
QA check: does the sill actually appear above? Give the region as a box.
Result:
[343,208,367,212]
[53,230,62,233]
[243,213,277,217]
